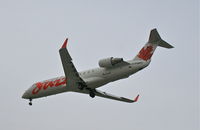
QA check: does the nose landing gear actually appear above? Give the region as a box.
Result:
[29,99,32,106]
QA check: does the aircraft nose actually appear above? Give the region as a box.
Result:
[22,91,29,99]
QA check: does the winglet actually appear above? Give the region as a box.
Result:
[61,38,68,48]
[133,94,139,102]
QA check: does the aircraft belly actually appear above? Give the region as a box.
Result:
[35,87,68,98]
[106,66,140,82]
[84,77,108,89]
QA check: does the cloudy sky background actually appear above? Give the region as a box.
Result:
[0,0,199,130]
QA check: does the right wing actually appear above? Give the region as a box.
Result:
[59,39,86,86]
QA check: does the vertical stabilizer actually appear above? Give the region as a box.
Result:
[133,29,173,61]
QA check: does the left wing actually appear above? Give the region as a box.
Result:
[94,89,139,103]
[75,89,139,103]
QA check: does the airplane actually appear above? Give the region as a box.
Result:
[22,28,173,106]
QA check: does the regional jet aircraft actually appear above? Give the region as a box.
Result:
[22,29,173,105]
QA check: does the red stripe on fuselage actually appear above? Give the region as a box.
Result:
[32,77,67,95]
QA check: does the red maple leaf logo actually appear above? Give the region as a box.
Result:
[137,45,153,61]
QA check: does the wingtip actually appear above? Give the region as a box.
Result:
[134,94,139,102]
[151,28,157,32]
[61,38,68,48]
[169,45,174,49]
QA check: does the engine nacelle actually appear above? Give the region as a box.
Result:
[98,57,123,68]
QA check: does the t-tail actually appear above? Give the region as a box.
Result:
[134,28,174,61]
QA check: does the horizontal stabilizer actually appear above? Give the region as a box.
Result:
[158,39,174,48]
[149,28,174,48]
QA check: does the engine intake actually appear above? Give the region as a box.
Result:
[98,57,123,68]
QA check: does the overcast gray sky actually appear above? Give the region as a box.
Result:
[0,0,199,130]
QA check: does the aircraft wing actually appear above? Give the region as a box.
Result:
[59,39,86,85]
[76,89,139,103]
[94,89,139,103]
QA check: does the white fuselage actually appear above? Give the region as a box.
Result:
[80,60,149,88]
[22,60,150,99]
[22,28,173,104]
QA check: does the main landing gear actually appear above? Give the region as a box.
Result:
[77,83,96,98]
[29,98,32,106]
[89,90,95,98]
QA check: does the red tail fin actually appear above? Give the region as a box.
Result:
[133,29,173,61]
[137,45,154,61]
